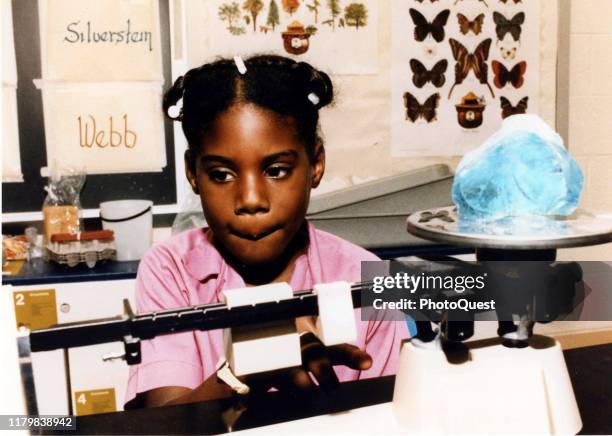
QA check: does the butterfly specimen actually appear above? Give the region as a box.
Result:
[448,38,495,99]
[457,13,485,35]
[500,96,528,118]
[423,45,438,58]
[500,45,517,60]
[410,59,448,88]
[454,0,489,7]
[499,0,522,3]
[492,60,527,88]
[414,0,440,2]
[493,12,525,42]
[403,92,440,123]
[409,8,451,43]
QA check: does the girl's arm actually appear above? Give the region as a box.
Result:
[136,333,372,408]
[143,376,234,407]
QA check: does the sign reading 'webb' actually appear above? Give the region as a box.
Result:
[39,0,166,174]
[42,82,166,174]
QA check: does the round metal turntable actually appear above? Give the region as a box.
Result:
[407,206,612,250]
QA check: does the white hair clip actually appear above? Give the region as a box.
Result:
[234,56,247,75]
[167,97,183,118]
[307,92,320,106]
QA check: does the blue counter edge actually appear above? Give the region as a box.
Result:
[3,258,141,286]
[2,245,473,286]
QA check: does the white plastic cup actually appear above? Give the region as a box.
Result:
[99,200,153,261]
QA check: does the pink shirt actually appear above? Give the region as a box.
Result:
[125,222,408,405]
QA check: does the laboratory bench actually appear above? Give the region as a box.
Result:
[2,243,472,417]
[42,342,612,435]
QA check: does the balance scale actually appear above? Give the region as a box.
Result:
[398,206,612,434]
[3,207,612,434]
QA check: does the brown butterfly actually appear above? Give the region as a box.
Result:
[409,9,451,43]
[500,96,528,118]
[492,60,527,88]
[448,38,495,99]
[499,0,522,3]
[414,0,440,2]
[458,13,485,35]
[403,92,440,123]
[410,59,448,88]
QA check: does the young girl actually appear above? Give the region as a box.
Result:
[125,54,408,408]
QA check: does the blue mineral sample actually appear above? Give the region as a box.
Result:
[452,115,583,220]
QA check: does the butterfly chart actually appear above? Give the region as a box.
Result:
[391,0,540,156]
[198,0,379,75]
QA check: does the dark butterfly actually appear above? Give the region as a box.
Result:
[414,0,440,2]
[457,13,485,35]
[410,59,448,88]
[492,60,527,88]
[499,0,522,3]
[409,8,450,43]
[493,12,525,42]
[454,0,489,7]
[500,96,528,118]
[403,92,440,123]
[448,38,495,99]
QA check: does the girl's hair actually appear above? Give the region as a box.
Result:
[163,54,334,170]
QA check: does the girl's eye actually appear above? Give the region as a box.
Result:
[209,169,236,183]
[265,165,291,179]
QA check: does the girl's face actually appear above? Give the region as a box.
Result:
[186,103,325,266]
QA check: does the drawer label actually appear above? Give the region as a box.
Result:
[74,388,117,416]
[13,289,58,330]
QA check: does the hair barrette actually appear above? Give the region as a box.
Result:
[168,97,183,119]
[234,56,247,75]
[307,92,320,106]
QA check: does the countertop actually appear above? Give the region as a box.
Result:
[46,342,612,435]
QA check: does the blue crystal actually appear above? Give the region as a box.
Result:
[452,115,584,220]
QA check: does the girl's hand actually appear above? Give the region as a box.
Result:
[244,332,372,396]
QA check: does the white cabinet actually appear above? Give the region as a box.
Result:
[11,279,135,415]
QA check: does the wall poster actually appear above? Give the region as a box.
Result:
[200,0,379,74]
[391,0,540,156]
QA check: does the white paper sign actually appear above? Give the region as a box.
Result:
[2,0,23,182]
[391,0,540,156]
[41,0,162,81]
[40,82,167,174]
[2,0,17,87]
[2,85,23,182]
[198,0,379,75]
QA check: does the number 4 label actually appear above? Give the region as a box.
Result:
[74,388,116,416]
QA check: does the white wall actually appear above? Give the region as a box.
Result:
[558,0,612,261]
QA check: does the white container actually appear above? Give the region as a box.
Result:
[99,200,153,261]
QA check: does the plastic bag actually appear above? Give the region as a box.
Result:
[171,185,207,235]
[42,165,86,243]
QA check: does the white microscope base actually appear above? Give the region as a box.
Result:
[393,336,582,434]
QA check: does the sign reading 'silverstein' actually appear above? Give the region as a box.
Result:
[44,0,162,81]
